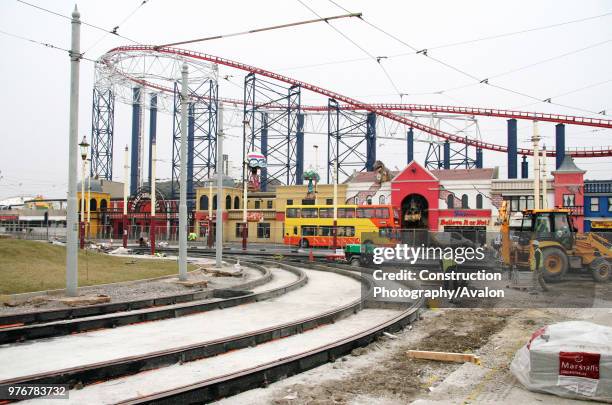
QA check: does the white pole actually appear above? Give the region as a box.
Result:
[151,143,156,217]
[215,103,224,268]
[81,157,86,230]
[532,121,541,210]
[66,5,81,297]
[122,145,129,248]
[313,144,319,205]
[178,63,189,281]
[87,159,91,235]
[333,158,338,249]
[542,145,548,209]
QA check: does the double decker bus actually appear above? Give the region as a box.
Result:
[283,204,399,248]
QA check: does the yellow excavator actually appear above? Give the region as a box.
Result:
[498,201,611,282]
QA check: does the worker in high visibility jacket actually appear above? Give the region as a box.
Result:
[530,240,549,293]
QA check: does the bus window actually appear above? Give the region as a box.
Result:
[376,208,390,218]
[357,207,376,218]
[336,226,355,237]
[338,208,355,218]
[318,226,333,236]
[293,226,298,235]
[301,226,317,236]
[301,208,318,218]
[319,208,333,218]
[286,208,300,218]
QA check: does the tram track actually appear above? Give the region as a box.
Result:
[0,265,373,394]
[1,252,423,404]
[0,259,303,345]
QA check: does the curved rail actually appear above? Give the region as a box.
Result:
[103,45,612,157]
[0,260,306,344]
[0,261,373,393]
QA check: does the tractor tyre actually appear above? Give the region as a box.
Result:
[590,258,611,283]
[350,256,361,267]
[541,247,568,281]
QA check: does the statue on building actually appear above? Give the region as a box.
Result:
[373,160,392,183]
[246,152,266,192]
[303,169,320,199]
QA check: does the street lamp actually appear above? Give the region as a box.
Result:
[313,145,319,204]
[78,136,89,249]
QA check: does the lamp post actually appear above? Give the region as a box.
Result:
[78,136,89,249]
[122,145,129,248]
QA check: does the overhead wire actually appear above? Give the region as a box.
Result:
[327,0,610,116]
[296,0,403,97]
[83,0,151,54]
[15,0,142,48]
[0,28,98,63]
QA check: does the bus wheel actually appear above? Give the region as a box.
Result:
[590,258,611,283]
[300,239,309,249]
[542,247,568,281]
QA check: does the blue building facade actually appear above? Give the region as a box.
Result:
[584,180,612,233]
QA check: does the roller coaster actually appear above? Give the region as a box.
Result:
[90,45,612,194]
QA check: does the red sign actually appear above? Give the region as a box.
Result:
[247,212,263,222]
[440,218,489,227]
[559,352,601,379]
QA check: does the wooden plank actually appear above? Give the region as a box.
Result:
[406,350,481,365]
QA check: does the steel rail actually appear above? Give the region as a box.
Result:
[117,298,422,404]
[0,262,375,393]
[0,260,306,345]
[102,46,612,157]
[0,257,270,329]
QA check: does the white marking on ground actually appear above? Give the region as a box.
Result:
[0,268,360,381]
[22,309,400,405]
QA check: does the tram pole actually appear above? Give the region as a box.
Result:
[207,173,213,248]
[333,158,338,250]
[215,102,224,268]
[122,145,129,248]
[178,63,189,281]
[150,141,156,255]
[66,5,81,297]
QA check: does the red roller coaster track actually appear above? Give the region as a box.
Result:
[105,45,612,158]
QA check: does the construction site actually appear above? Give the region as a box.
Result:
[0,1,611,404]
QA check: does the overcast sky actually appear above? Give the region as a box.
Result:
[1,0,611,200]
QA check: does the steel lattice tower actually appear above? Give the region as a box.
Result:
[327,99,376,183]
[171,79,218,201]
[90,86,115,179]
[424,140,481,170]
[243,73,302,191]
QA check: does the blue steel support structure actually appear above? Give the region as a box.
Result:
[130,87,142,196]
[507,119,518,179]
[243,73,301,191]
[260,112,269,190]
[443,140,450,169]
[327,99,376,183]
[425,138,478,170]
[476,148,483,168]
[555,123,566,170]
[296,113,304,185]
[171,79,218,200]
[365,112,377,171]
[148,94,157,186]
[90,86,115,180]
[407,128,414,163]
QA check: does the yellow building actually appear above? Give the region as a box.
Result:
[194,181,348,244]
[77,180,111,237]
